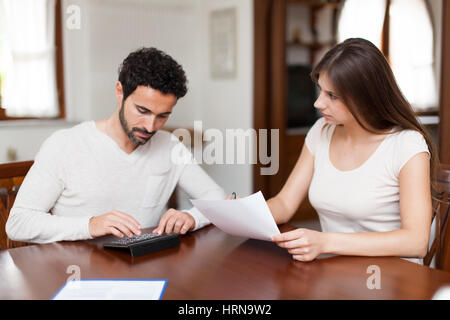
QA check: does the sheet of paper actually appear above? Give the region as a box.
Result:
[52,279,167,300]
[191,191,280,241]
[433,286,450,300]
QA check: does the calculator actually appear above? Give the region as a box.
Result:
[103,232,180,258]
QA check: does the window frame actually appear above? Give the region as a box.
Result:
[381,0,439,116]
[0,0,65,121]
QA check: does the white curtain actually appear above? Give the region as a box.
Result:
[337,0,387,49]
[337,0,438,112]
[1,0,59,117]
[389,0,438,111]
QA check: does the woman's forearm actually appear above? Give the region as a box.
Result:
[267,197,293,225]
[322,229,429,259]
[267,143,314,225]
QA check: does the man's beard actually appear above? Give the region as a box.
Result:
[119,100,155,146]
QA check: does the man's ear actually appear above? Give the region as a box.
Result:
[115,81,124,105]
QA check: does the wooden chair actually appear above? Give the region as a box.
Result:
[0,160,34,250]
[424,164,450,271]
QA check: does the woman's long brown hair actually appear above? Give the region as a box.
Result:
[311,38,438,188]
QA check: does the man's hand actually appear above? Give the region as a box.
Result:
[152,208,195,235]
[89,210,141,238]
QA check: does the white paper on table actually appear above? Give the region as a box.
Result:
[433,286,450,300]
[190,191,280,241]
[51,279,167,300]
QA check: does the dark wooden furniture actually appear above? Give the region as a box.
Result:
[286,0,342,65]
[1,224,450,300]
[0,161,34,250]
[425,164,450,270]
[439,0,450,164]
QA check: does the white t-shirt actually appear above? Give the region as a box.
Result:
[6,121,226,243]
[306,117,429,263]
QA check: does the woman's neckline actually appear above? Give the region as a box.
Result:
[327,124,393,173]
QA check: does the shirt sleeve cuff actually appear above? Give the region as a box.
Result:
[183,207,211,231]
[83,215,94,240]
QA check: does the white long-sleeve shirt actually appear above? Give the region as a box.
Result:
[6,121,226,243]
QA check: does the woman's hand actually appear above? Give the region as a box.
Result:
[272,228,325,262]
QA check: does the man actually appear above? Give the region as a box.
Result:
[6,47,225,243]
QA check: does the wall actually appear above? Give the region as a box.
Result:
[198,0,254,196]
[0,120,78,163]
[63,0,204,125]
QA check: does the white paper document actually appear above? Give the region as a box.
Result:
[52,279,167,300]
[191,191,280,241]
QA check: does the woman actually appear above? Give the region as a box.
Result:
[269,38,437,264]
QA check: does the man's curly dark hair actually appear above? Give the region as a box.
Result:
[118,47,188,101]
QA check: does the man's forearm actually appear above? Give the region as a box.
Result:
[6,206,92,243]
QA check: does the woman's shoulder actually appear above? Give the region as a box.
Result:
[308,117,333,137]
[305,117,334,155]
[385,128,430,176]
[311,117,328,130]
[387,128,427,146]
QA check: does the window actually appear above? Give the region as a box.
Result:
[338,0,387,50]
[337,0,438,112]
[0,0,64,120]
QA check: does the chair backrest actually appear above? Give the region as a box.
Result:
[424,164,450,270]
[0,160,34,250]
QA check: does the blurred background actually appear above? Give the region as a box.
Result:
[0,0,448,227]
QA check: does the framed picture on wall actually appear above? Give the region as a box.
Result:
[210,7,237,79]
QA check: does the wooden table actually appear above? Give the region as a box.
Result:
[1,225,450,300]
